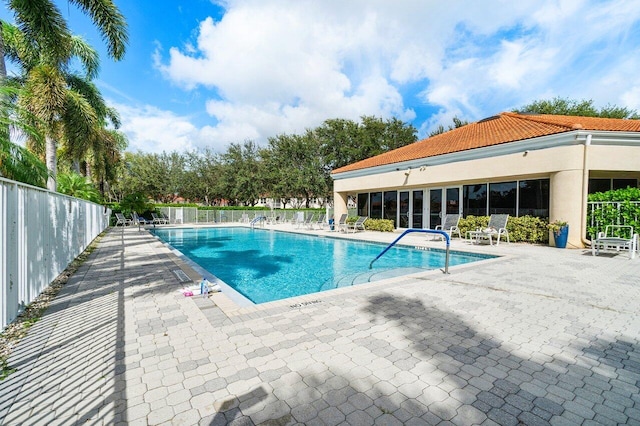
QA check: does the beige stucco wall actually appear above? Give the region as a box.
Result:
[333,143,640,248]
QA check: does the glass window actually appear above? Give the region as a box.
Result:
[357,193,369,217]
[370,192,382,219]
[429,189,442,228]
[463,184,487,217]
[588,178,611,194]
[412,190,423,229]
[613,179,638,190]
[489,182,516,215]
[446,188,460,215]
[399,192,410,228]
[518,179,549,217]
[383,191,397,227]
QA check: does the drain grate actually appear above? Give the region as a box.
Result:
[172,269,191,283]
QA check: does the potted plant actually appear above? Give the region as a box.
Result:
[548,220,569,248]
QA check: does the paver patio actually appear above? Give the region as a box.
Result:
[1,225,639,425]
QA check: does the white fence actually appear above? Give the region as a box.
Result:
[0,177,110,330]
[158,207,338,224]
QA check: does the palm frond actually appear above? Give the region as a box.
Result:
[105,106,121,129]
[0,137,48,186]
[61,89,98,159]
[70,0,128,60]
[9,0,72,61]
[69,35,100,79]
[21,63,67,125]
[0,84,44,144]
[65,74,106,120]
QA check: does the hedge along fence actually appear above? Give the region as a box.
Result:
[587,187,640,238]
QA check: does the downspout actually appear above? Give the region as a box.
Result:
[581,134,592,247]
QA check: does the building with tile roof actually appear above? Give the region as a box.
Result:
[331,112,640,248]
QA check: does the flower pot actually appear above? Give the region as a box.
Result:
[553,225,569,248]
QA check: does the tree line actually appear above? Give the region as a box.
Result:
[112,116,418,207]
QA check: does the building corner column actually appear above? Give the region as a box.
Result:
[333,191,348,222]
[549,170,584,248]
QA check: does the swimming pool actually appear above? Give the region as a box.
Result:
[152,227,494,304]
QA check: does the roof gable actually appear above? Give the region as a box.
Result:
[332,112,640,174]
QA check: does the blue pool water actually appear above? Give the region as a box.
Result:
[152,227,494,304]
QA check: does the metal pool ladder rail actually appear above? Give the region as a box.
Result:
[369,229,451,274]
[250,216,266,229]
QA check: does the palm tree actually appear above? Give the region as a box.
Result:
[3,21,116,191]
[0,0,127,190]
[0,0,127,81]
[57,171,101,202]
[14,39,99,190]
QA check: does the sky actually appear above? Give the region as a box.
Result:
[4,0,640,154]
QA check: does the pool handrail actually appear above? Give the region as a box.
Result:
[369,229,450,274]
[250,215,266,229]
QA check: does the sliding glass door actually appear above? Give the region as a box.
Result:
[427,187,461,229]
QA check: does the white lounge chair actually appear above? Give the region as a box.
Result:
[336,214,348,232]
[266,215,280,225]
[303,214,316,229]
[347,216,367,233]
[434,214,461,240]
[314,214,326,230]
[152,212,169,224]
[468,214,510,245]
[592,225,638,259]
[115,213,132,226]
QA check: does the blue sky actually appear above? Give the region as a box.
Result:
[4,0,640,153]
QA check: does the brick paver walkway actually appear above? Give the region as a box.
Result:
[1,226,639,425]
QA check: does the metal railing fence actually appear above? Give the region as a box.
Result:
[1,177,110,329]
[587,201,640,237]
[158,207,337,225]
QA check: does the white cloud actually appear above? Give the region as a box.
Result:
[149,0,640,144]
[111,102,232,154]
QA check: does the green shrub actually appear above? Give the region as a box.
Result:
[588,187,640,202]
[587,187,640,238]
[364,218,395,232]
[458,215,549,244]
[344,216,394,232]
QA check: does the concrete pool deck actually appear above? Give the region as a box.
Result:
[0,224,639,425]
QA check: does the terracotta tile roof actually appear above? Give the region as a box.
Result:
[332,112,640,174]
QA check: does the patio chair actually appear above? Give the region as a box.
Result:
[313,214,327,230]
[434,214,461,240]
[467,214,510,245]
[303,213,316,229]
[266,215,280,225]
[152,212,170,225]
[592,225,638,259]
[132,212,150,226]
[336,213,349,232]
[347,216,368,233]
[115,213,132,227]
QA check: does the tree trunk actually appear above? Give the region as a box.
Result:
[85,161,92,180]
[0,21,6,82]
[46,135,57,191]
[72,159,81,174]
